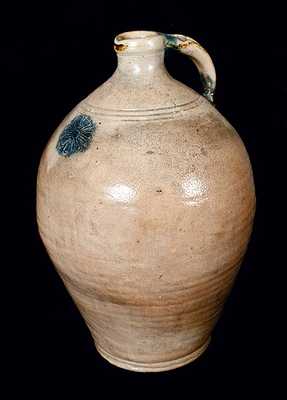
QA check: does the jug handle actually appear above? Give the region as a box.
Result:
[163,33,216,103]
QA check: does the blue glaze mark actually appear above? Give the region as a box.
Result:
[56,114,96,157]
[163,33,179,49]
[200,73,215,103]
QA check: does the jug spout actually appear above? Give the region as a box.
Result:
[114,30,165,54]
[114,31,166,78]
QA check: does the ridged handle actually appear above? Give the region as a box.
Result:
[164,33,216,103]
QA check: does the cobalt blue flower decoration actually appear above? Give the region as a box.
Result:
[56,114,96,157]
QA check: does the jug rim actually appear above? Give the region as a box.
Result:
[114,31,165,54]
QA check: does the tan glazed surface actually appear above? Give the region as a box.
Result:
[37,31,256,372]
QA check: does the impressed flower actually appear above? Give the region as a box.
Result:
[56,114,96,157]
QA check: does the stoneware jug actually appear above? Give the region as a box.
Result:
[37,31,256,372]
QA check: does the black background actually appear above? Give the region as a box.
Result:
[2,1,284,397]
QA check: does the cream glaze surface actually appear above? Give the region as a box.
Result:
[37,31,255,372]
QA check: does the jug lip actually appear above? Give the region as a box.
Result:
[114,31,165,54]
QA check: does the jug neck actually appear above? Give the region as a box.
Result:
[114,31,167,79]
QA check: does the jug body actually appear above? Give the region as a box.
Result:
[37,31,255,372]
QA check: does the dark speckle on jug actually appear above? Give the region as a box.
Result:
[56,114,96,157]
[201,147,208,156]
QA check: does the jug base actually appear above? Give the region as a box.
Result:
[96,337,210,372]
